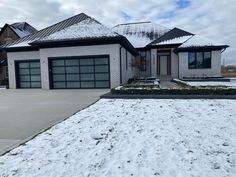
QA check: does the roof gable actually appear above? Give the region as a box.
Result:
[112,22,170,48]
[149,27,193,46]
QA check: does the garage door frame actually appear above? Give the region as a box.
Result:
[48,55,111,89]
[15,59,41,89]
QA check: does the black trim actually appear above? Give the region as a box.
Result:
[30,36,138,56]
[48,55,110,89]
[5,46,39,52]
[174,45,229,53]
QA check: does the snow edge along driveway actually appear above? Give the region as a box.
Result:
[0,99,101,156]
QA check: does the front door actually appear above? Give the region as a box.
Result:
[157,51,171,76]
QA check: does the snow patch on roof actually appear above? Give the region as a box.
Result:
[155,35,193,45]
[180,35,224,48]
[113,22,169,48]
[39,19,119,42]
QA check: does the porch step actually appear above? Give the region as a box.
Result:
[156,76,172,81]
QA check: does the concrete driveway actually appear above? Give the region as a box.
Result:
[0,89,108,155]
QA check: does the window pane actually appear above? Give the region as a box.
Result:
[20,75,30,82]
[95,73,109,80]
[204,52,211,68]
[80,59,93,65]
[19,69,29,75]
[30,62,40,68]
[196,52,203,68]
[18,62,29,68]
[94,58,108,65]
[20,82,30,88]
[81,74,94,81]
[31,75,41,82]
[31,82,41,88]
[95,65,108,73]
[52,60,64,66]
[66,74,80,81]
[53,74,66,81]
[188,52,196,69]
[80,66,94,73]
[81,81,95,88]
[96,81,109,88]
[67,82,80,88]
[65,59,79,66]
[140,51,146,57]
[53,82,66,88]
[66,66,79,73]
[52,67,65,74]
[30,68,40,75]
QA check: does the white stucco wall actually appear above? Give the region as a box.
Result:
[7,44,123,89]
[179,50,222,79]
[120,47,136,84]
[7,51,40,89]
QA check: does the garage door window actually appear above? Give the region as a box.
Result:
[16,60,41,88]
[49,56,110,89]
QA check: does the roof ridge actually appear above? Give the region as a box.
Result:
[113,21,151,27]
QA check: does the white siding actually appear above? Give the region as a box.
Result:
[7,51,40,89]
[179,50,222,78]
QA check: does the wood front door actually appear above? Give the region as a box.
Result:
[157,52,171,75]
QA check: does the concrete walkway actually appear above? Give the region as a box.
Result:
[0,89,108,155]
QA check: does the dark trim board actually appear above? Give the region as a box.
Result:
[174,45,229,53]
[48,55,111,89]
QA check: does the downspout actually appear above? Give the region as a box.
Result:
[119,46,123,84]
[177,53,180,79]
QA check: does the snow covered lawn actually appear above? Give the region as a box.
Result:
[0,99,236,177]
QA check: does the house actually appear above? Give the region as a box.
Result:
[0,22,37,85]
[1,13,229,89]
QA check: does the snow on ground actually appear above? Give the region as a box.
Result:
[186,80,236,87]
[0,99,236,177]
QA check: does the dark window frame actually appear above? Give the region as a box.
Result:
[188,51,212,69]
[48,55,110,89]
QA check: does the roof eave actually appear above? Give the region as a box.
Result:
[174,45,229,53]
[30,36,138,56]
[4,46,39,52]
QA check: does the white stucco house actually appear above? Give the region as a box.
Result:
[0,13,229,89]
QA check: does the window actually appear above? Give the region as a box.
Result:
[140,51,147,71]
[188,51,211,69]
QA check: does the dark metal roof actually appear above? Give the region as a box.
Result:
[2,13,90,47]
[148,27,193,45]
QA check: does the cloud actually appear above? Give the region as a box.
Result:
[0,0,235,65]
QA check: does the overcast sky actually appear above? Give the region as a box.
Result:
[0,0,235,65]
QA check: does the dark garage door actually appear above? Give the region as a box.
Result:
[49,56,110,89]
[15,60,41,88]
